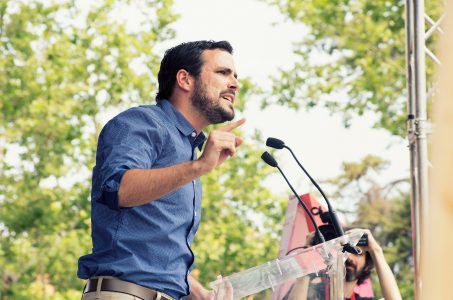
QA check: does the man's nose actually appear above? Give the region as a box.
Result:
[228,76,240,91]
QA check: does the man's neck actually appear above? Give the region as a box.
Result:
[344,280,358,299]
[169,96,209,133]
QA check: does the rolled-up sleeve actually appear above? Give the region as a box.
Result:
[92,108,165,210]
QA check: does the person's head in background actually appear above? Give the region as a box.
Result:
[345,250,374,285]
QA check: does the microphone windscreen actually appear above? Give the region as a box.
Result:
[266,137,285,149]
[261,151,279,167]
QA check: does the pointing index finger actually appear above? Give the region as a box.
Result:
[218,118,246,132]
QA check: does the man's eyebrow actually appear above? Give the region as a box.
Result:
[216,67,238,79]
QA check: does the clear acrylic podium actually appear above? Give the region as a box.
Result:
[210,230,364,300]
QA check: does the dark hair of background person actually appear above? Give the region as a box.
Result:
[156,40,234,102]
[356,251,374,285]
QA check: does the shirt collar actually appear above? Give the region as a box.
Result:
[193,131,206,151]
[158,100,206,150]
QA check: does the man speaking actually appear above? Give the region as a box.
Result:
[78,40,244,300]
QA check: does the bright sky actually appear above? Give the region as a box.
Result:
[167,0,409,202]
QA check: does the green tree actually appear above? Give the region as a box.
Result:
[263,0,441,136]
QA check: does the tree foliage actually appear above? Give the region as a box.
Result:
[264,0,441,136]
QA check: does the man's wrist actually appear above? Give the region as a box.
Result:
[193,158,212,175]
[369,244,383,257]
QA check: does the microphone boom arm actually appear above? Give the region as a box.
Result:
[284,145,345,237]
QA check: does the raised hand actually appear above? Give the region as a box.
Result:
[198,118,246,173]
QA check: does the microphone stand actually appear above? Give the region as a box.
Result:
[266,138,362,255]
[261,152,326,250]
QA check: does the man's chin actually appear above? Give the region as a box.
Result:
[222,102,235,116]
[217,106,235,122]
[213,114,234,124]
[207,108,235,124]
[345,270,357,282]
[225,109,235,121]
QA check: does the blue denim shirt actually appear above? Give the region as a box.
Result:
[77,100,206,299]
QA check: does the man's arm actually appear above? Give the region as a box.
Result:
[118,160,206,207]
[361,229,402,300]
[118,119,245,207]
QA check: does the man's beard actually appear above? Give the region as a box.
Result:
[345,267,359,282]
[345,261,365,282]
[191,80,235,124]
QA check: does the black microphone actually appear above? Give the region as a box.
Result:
[266,137,361,255]
[261,151,326,248]
[266,137,344,236]
[266,137,285,149]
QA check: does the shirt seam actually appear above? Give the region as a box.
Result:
[112,209,125,253]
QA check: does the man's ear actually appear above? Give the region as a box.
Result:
[175,69,194,92]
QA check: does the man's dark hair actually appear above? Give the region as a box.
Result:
[356,251,374,285]
[156,40,233,102]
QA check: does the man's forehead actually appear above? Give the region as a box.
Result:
[201,49,236,70]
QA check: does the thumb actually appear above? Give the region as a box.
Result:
[235,136,244,147]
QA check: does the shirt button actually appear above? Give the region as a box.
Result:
[194,211,197,217]
[191,132,196,137]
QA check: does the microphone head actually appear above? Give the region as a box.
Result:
[261,151,279,168]
[266,137,285,149]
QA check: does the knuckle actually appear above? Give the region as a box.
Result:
[226,133,235,141]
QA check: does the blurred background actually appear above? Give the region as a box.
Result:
[0,0,444,299]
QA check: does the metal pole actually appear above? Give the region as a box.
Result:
[405,0,431,298]
[405,1,420,299]
[406,0,430,298]
[414,0,430,253]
